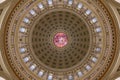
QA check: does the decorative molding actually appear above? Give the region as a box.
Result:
[0,0,119,80]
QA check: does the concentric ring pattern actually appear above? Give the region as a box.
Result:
[3,0,118,80]
[31,11,90,69]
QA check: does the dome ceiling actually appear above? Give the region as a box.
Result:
[1,0,119,80]
[31,11,90,69]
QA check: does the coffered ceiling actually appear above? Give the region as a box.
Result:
[0,0,120,80]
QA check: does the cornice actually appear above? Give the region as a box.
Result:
[102,1,120,79]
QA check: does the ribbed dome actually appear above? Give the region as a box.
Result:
[3,0,117,80]
[31,11,90,69]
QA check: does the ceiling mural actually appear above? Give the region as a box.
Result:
[0,0,119,80]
